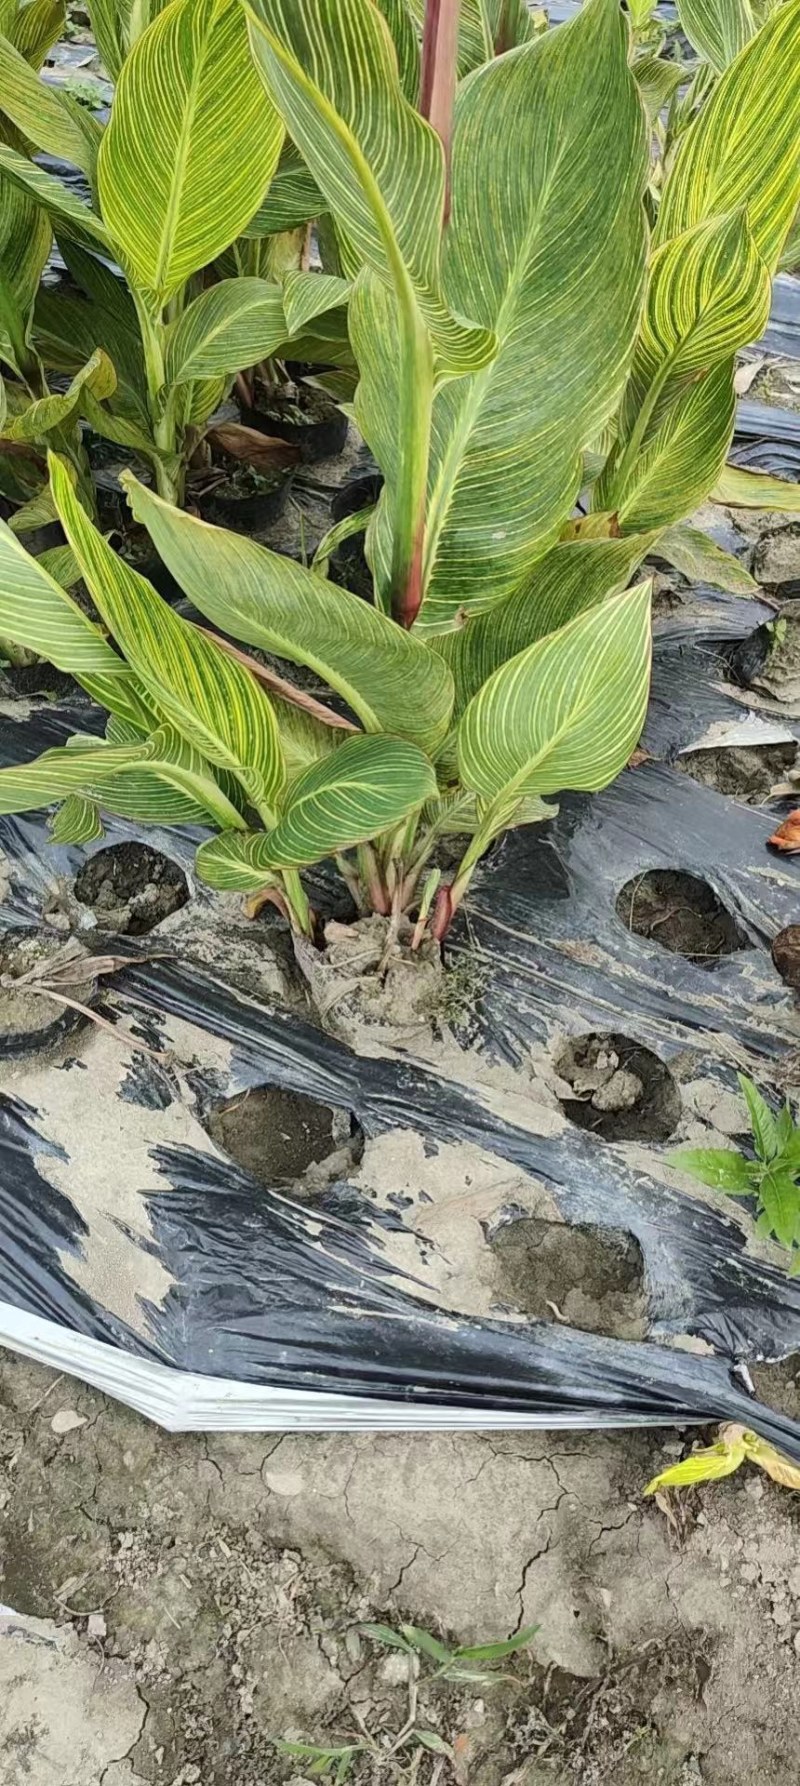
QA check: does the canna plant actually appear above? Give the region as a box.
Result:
[0,0,799,945]
[0,0,350,516]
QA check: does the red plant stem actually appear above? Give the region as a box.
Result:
[419,0,461,223]
[430,882,454,941]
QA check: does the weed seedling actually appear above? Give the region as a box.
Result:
[670,1073,800,1273]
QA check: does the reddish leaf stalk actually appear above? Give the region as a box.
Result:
[419,0,461,222]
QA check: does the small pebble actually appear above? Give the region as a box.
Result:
[50,1409,87,1435]
[86,1612,106,1640]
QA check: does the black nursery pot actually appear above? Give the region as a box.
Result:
[238,382,348,464]
[195,466,292,535]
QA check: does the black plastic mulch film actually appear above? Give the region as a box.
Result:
[2,282,800,1440]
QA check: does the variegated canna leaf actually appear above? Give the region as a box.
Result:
[49,794,103,844]
[50,455,286,824]
[122,475,455,755]
[243,0,494,378]
[712,464,800,510]
[676,0,756,72]
[3,346,116,440]
[197,734,437,884]
[656,0,800,272]
[9,0,64,66]
[0,30,97,177]
[655,522,758,593]
[164,278,287,385]
[439,534,656,724]
[85,0,171,82]
[0,142,109,248]
[0,166,51,314]
[457,582,652,813]
[241,139,323,238]
[98,0,284,302]
[0,724,245,828]
[364,0,649,628]
[281,269,351,337]
[600,362,736,535]
[373,0,419,100]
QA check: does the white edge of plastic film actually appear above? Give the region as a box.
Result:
[0,1299,705,1433]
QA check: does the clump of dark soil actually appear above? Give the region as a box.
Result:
[205,1083,363,1195]
[750,1355,800,1422]
[0,931,95,1054]
[728,602,800,702]
[554,1031,681,1142]
[617,868,748,965]
[676,741,799,804]
[74,842,189,936]
[0,660,80,702]
[490,1215,647,1340]
[772,925,800,992]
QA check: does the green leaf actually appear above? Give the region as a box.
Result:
[775,1105,797,1153]
[375,0,649,629]
[281,269,351,338]
[412,1732,453,1757]
[399,1625,453,1665]
[359,1624,415,1654]
[645,1437,746,1494]
[36,543,81,589]
[97,0,284,303]
[655,522,758,594]
[49,454,286,824]
[0,165,51,314]
[122,474,455,755]
[10,0,64,66]
[241,138,323,237]
[677,0,756,72]
[244,0,495,378]
[655,0,800,273]
[0,31,97,178]
[164,278,287,385]
[0,142,109,249]
[759,1167,800,1249]
[456,1624,540,1661]
[600,212,771,531]
[457,583,652,814]
[712,464,800,511]
[198,735,437,880]
[49,794,103,844]
[373,0,419,101]
[439,534,656,725]
[0,724,243,829]
[669,1146,756,1193]
[4,347,116,442]
[634,51,686,126]
[738,1072,779,1162]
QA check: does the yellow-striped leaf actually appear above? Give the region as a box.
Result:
[0,31,96,177]
[281,269,351,338]
[655,0,800,272]
[655,522,758,593]
[243,0,494,379]
[164,278,287,385]
[4,346,116,441]
[50,455,286,824]
[49,794,103,844]
[0,724,245,828]
[440,534,656,725]
[122,473,455,755]
[0,142,109,248]
[197,734,437,883]
[373,0,419,101]
[9,0,64,65]
[85,0,171,81]
[676,0,756,71]
[98,0,284,303]
[364,0,649,629]
[712,464,800,510]
[599,211,771,530]
[457,582,652,812]
[0,511,157,729]
[0,164,50,312]
[241,139,323,238]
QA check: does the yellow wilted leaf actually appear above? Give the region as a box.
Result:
[644,1434,747,1495]
[742,1431,800,1492]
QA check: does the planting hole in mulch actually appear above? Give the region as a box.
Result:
[749,1356,800,1423]
[0,932,95,1056]
[554,1031,681,1143]
[490,1216,646,1340]
[205,1084,364,1194]
[616,869,748,965]
[675,741,799,804]
[73,843,189,936]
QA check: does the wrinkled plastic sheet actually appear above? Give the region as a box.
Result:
[1,617,800,1439]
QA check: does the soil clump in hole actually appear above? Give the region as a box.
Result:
[617,869,748,965]
[750,1355,800,1422]
[675,741,798,803]
[554,1031,681,1142]
[0,931,96,1055]
[491,1215,646,1340]
[295,914,458,1043]
[74,842,189,936]
[205,1084,364,1196]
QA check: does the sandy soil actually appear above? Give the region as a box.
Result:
[2,1353,800,1786]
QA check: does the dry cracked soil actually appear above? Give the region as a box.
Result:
[1,1355,799,1786]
